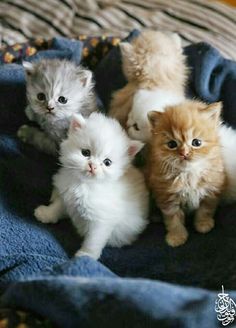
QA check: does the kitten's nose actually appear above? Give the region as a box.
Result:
[179,150,189,160]
[46,105,54,112]
[88,163,97,174]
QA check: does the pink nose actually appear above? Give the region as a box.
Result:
[88,163,96,174]
[179,151,189,160]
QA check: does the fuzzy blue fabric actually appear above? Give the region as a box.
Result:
[0,32,236,328]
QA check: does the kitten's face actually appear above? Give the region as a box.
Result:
[127,110,151,142]
[24,60,93,122]
[148,101,222,171]
[60,113,143,181]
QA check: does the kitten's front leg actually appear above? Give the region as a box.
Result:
[17,125,57,155]
[162,207,188,247]
[194,196,218,233]
[34,189,66,224]
[75,221,113,260]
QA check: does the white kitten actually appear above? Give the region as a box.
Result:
[34,113,149,259]
[127,89,184,142]
[219,124,236,201]
[17,59,96,155]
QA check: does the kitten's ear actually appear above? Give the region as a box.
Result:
[201,102,222,125]
[147,111,163,129]
[119,42,134,58]
[171,33,182,50]
[77,69,93,87]
[128,140,144,157]
[69,114,86,134]
[22,61,35,76]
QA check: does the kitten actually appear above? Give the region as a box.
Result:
[17,59,96,155]
[109,30,187,142]
[146,100,226,247]
[34,112,149,260]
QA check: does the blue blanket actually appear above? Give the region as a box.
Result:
[0,31,236,328]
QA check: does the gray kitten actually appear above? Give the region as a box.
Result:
[17,59,96,155]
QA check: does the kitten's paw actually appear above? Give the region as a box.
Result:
[75,249,99,260]
[166,227,188,247]
[195,217,215,234]
[34,205,59,224]
[17,125,33,143]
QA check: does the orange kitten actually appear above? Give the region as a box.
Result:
[146,101,226,247]
[109,30,187,138]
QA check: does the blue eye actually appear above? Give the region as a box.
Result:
[167,140,177,149]
[58,96,67,104]
[103,158,112,167]
[192,139,202,147]
[81,149,90,157]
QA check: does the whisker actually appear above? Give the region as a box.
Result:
[56,163,79,170]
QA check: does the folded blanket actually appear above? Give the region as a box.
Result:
[0,32,236,328]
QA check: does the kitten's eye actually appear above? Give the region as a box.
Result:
[37,93,46,101]
[103,158,112,167]
[133,123,140,131]
[167,140,178,149]
[192,139,202,147]
[81,149,91,157]
[58,96,67,104]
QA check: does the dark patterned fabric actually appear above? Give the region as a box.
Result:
[0,308,54,328]
[0,35,121,70]
[1,0,236,60]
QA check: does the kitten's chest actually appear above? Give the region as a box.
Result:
[63,181,109,221]
[174,171,208,210]
[65,183,92,219]
[27,107,69,143]
[42,120,68,142]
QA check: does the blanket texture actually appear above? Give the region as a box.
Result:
[1,0,236,61]
[0,32,236,328]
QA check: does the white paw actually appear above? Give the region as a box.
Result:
[17,125,33,143]
[75,249,99,260]
[34,205,59,224]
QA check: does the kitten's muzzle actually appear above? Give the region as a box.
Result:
[179,150,189,160]
[46,105,55,112]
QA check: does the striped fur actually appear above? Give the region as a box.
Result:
[0,0,236,59]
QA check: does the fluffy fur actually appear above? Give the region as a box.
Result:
[127,89,184,142]
[218,124,236,202]
[17,59,96,155]
[34,113,149,259]
[109,30,187,142]
[146,100,226,247]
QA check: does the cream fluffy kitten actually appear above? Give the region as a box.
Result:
[34,113,149,260]
[17,59,96,155]
[109,30,187,142]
